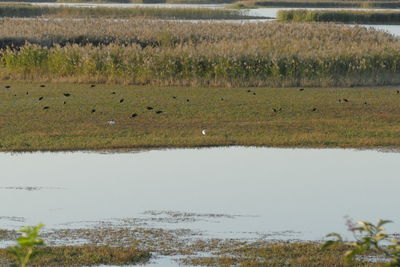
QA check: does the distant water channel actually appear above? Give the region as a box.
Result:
[21,3,400,36]
[1,147,399,238]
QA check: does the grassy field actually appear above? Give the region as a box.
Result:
[0,245,151,266]
[278,9,400,24]
[0,4,253,19]
[230,0,400,9]
[1,82,400,151]
[0,19,399,87]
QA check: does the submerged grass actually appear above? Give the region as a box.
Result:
[0,225,379,267]
[0,4,251,19]
[0,20,399,87]
[1,82,400,151]
[230,0,400,9]
[0,245,151,266]
[278,9,400,24]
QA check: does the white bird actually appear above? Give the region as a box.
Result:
[107,120,116,126]
[202,129,207,135]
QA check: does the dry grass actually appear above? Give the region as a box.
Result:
[1,82,400,151]
[0,4,252,19]
[0,19,399,87]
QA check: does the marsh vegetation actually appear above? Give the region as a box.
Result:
[0,20,399,87]
[0,4,252,19]
[231,0,400,9]
[278,9,400,24]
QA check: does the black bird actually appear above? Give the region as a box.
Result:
[338,99,342,103]
[343,99,349,102]
[364,102,368,105]
[43,106,49,110]
[111,92,116,95]
[397,90,400,94]
[13,94,16,97]
[146,106,153,110]
[4,85,10,89]
[63,93,71,97]
[63,101,66,105]
[38,97,44,101]
[312,108,317,112]
[26,92,29,95]
[186,99,190,102]
[299,88,304,91]
[172,96,177,99]
[247,89,251,93]
[91,109,96,113]
[40,85,45,88]
[91,84,96,88]
[253,92,256,96]
[272,108,277,113]
[120,99,124,103]
[131,113,138,118]
[221,98,224,101]
[155,110,163,114]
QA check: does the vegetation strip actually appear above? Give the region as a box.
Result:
[0,20,399,87]
[0,226,379,266]
[230,0,400,9]
[0,245,151,266]
[278,9,400,24]
[0,4,255,19]
[1,83,400,151]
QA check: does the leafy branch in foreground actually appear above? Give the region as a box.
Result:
[7,224,45,267]
[323,219,400,266]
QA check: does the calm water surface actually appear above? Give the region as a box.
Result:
[0,147,399,239]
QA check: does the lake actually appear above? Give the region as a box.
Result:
[1,147,399,237]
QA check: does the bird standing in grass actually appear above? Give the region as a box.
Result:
[146,106,153,110]
[202,129,207,135]
[120,99,124,103]
[43,106,49,110]
[38,97,44,101]
[64,93,71,97]
[131,113,138,118]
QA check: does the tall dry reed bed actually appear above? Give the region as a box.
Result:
[278,9,400,24]
[1,19,400,87]
[0,4,252,19]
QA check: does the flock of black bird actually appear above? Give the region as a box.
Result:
[3,84,166,119]
[3,84,400,118]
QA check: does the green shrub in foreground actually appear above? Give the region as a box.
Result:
[324,219,400,266]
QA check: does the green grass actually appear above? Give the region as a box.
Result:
[0,4,253,19]
[0,245,151,266]
[230,0,400,9]
[182,242,378,266]
[1,82,400,151]
[278,9,400,24]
